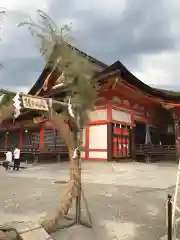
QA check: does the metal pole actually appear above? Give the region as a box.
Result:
[168,194,172,240]
[75,153,81,225]
[172,157,180,225]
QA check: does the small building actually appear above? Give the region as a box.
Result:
[0,51,180,162]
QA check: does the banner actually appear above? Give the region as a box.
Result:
[22,95,49,111]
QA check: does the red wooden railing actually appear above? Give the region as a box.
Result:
[135,144,176,156]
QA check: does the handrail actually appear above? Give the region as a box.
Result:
[135,144,176,156]
[136,144,176,149]
[0,147,68,154]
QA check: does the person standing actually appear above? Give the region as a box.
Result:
[13,147,21,171]
[3,149,13,171]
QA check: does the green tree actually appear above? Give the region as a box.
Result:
[0,89,16,123]
[0,10,96,232]
[0,12,16,124]
[18,10,96,232]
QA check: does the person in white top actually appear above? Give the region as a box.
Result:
[3,149,13,171]
[13,147,21,171]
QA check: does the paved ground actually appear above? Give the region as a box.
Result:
[0,161,179,239]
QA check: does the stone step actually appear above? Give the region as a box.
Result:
[20,227,52,240]
[0,222,52,240]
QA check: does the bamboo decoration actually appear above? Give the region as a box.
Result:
[0,10,95,233]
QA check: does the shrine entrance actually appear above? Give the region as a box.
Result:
[134,119,176,161]
[134,122,146,145]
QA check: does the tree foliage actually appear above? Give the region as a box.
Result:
[0,10,6,69]
[0,10,6,33]
[0,90,15,106]
[19,10,97,126]
[19,10,97,232]
[0,10,97,233]
[0,12,15,123]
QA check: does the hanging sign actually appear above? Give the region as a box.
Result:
[21,95,49,111]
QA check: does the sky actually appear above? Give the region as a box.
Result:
[0,0,180,92]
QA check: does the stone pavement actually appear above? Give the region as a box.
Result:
[0,161,179,239]
[10,161,178,188]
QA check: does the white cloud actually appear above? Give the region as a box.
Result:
[1,0,51,14]
[13,85,29,93]
[0,83,29,93]
[70,0,126,18]
[134,50,180,86]
[0,0,180,91]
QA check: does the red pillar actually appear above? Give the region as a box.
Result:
[19,130,23,149]
[39,123,44,150]
[107,103,113,161]
[5,132,8,149]
[130,111,135,161]
[107,103,112,122]
[85,127,89,159]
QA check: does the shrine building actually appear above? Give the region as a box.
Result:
[0,46,180,163]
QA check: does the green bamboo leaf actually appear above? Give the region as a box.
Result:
[19,10,97,124]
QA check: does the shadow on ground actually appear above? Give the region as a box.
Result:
[0,162,178,239]
[51,183,169,240]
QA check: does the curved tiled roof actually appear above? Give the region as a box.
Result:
[28,44,107,96]
[96,61,180,102]
[28,40,180,103]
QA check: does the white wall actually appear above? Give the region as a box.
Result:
[89,109,107,121]
[81,151,85,158]
[89,124,107,149]
[112,109,131,123]
[89,151,107,159]
[88,124,107,160]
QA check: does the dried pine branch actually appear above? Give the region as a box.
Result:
[18,11,97,232]
[19,10,97,124]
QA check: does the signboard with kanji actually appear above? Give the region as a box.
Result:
[22,95,49,111]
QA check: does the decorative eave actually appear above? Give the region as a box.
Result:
[95,60,180,103]
[28,43,107,97]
